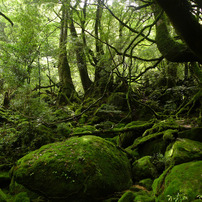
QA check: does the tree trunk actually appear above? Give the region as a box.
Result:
[155,0,202,62]
[57,3,75,104]
[152,3,199,62]
[69,9,92,93]
[93,0,112,95]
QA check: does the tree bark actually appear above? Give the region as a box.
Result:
[152,3,200,62]
[57,3,75,104]
[69,9,92,93]
[155,0,202,62]
[93,0,112,95]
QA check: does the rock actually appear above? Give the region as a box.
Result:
[118,191,135,202]
[165,138,202,166]
[139,178,153,191]
[134,192,155,202]
[130,132,167,157]
[132,156,158,182]
[153,161,202,201]
[120,121,154,148]
[11,135,132,201]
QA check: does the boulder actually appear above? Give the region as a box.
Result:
[153,161,202,201]
[165,138,202,166]
[130,132,167,157]
[132,156,158,182]
[11,135,132,201]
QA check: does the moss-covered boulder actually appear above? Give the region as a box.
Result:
[139,178,153,191]
[132,156,158,182]
[130,132,167,157]
[153,161,202,201]
[119,121,154,148]
[11,135,132,201]
[165,138,202,166]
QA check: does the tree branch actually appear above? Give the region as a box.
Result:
[0,12,13,26]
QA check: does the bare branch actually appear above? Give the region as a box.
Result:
[0,11,13,26]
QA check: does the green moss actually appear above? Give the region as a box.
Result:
[118,191,135,202]
[134,193,155,202]
[0,188,7,202]
[125,121,149,128]
[14,192,30,202]
[12,136,132,200]
[56,122,72,137]
[132,132,164,149]
[132,156,158,181]
[165,138,202,166]
[139,178,153,191]
[78,114,88,124]
[143,119,179,137]
[163,129,177,142]
[72,125,97,134]
[155,161,202,201]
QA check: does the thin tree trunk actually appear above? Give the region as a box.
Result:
[69,8,92,93]
[57,3,75,104]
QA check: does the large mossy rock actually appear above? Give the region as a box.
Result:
[165,138,202,166]
[130,132,167,157]
[132,156,158,182]
[153,161,202,201]
[11,135,132,201]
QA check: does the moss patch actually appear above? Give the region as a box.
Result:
[165,138,202,166]
[12,135,132,201]
[153,161,202,201]
[132,156,158,181]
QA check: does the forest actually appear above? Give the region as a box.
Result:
[0,0,201,201]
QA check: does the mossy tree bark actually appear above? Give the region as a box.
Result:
[154,0,202,63]
[93,0,112,95]
[152,3,200,63]
[57,2,75,104]
[69,7,92,93]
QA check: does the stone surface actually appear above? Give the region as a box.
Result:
[153,161,202,201]
[165,138,202,166]
[11,135,132,201]
[132,156,158,182]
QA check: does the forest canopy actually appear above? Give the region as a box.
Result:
[0,0,201,100]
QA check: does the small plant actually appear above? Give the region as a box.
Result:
[167,193,188,202]
[152,153,166,164]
